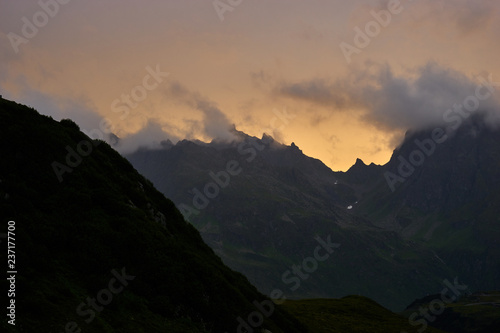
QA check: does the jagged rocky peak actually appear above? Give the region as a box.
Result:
[261,132,275,143]
[160,139,174,149]
[290,141,303,153]
[347,158,367,172]
[354,158,366,166]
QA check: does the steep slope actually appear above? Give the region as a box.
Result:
[127,131,455,311]
[343,113,500,294]
[0,97,306,333]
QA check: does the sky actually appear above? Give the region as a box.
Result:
[1,0,500,171]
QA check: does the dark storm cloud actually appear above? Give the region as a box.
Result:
[277,62,500,131]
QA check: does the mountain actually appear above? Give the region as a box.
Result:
[126,129,460,311]
[0,97,306,332]
[341,113,500,295]
[2,96,496,332]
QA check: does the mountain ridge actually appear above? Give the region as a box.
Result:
[126,124,470,311]
[2,96,497,331]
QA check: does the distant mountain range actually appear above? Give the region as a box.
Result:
[126,115,500,311]
[2,96,498,332]
[340,113,500,290]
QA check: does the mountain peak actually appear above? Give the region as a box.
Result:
[261,132,275,143]
[160,139,174,149]
[290,141,303,153]
[348,158,366,171]
[355,158,366,166]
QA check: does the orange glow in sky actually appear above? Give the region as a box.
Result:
[1,0,500,170]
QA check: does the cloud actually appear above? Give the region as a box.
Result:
[251,70,274,90]
[292,20,325,41]
[0,86,107,132]
[115,120,178,155]
[277,78,352,109]
[426,0,497,36]
[277,62,500,132]
[166,81,236,142]
[0,84,179,156]
[400,0,499,38]
[452,0,497,35]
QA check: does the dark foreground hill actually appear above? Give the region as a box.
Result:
[0,97,306,332]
